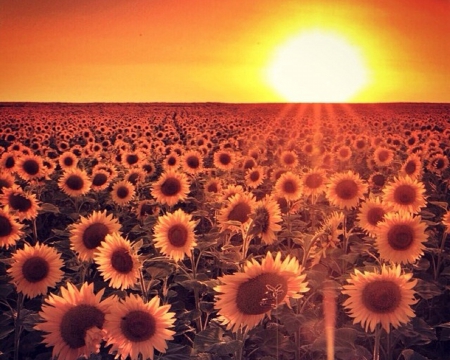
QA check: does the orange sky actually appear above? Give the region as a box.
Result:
[1,0,449,103]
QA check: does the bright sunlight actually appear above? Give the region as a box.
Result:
[266,30,369,103]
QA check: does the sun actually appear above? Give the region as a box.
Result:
[266,30,369,103]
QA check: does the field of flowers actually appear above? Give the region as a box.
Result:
[0,102,449,360]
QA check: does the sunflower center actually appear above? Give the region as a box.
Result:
[377,150,390,162]
[63,157,74,166]
[393,185,416,205]
[22,159,39,175]
[120,310,156,342]
[0,178,12,192]
[366,207,385,226]
[236,273,288,315]
[66,175,84,191]
[82,223,110,249]
[433,158,445,169]
[161,177,181,196]
[22,256,49,283]
[140,203,153,217]
[206,182,218,193]
[111,248,134,273]
[5,156,15,169]
[404,161,417,175]
[228,202,252,223]
[249,171,260,182]
[243,159,255,169]
[371,174,386,187]
[282,179,298,194]
[126,154,139,165]
[305,173,323,189]
[92,173,108,186]
[283,153,296,165]
[128,173,139,185]
[60,304,105,349]
[167,224,188,247]
[9,193,32,211]
[361,280,401,313]
[186,156,200,169]
[335,179,358,200]
[116,186,129,199]
[167,156,177,166]
[219,153,231,165]
[387,224,414,250]
[0,216,12,236]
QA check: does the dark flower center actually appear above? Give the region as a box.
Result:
[335,179,358,200]
[404,161,417,175]
[22,159,40,175]
[282,179,298,194]
[66,175,84,191]
[283,153,296,165]
[206,182,218,193]
[236,272,288,315]
[92,173,108,186]
[249,171,260,182]
[126,154,139,165]
[116,186,130,199]
[5,156,15,169]
[243,159,255,169]
[167,156,177,166]
[120,310,155,342]
[228,202,252,223]
[339,148,350,158]
[254,207,270,234]
[168,224,188,247]
[361,280,401,313]
[0,178,12,193]
[219,153,231,165]
[186,155,200,169]
[366,207,385,226]
[0,215,13,237]
[60,304,105,349]
[433,158,445,169]
[82,223,109,249]
[9,193,32,212]
[63,156,74,166]
[377,150,390,162]
[305,173,323,189]
[127,173,139,185]
[111,248,134,273]
[140,203,153,217]
[22,256,49,283]
[393,185,416,205]
[371,174,386,187]
[160,177,181,196]
[387,224,414,250]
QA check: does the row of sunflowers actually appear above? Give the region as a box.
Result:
[0,103,449,360]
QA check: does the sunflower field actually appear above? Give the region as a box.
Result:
[0,102,449,360]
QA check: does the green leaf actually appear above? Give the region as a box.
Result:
[400,349,431,360]
[193,327,225,352]
[39,202,60,214]
[414,278,442,300]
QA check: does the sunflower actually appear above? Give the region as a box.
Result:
[90,169,111,192]
[151,170,190,207]
[245,166,265,189]
[274,171,303,201]
[301,167,327,201]
[383,176,427,213]
[136,200,159,220]
[0,207,23,249]
[104,294,176,360]
[16,154,45,182]
[8,242,64,298]
[220,184,245,202]
[373,147,395,167]
[204,178,222,198]
[122,150,145,168]
[125,168,146,186]
[214,252,309,332]
[1,186,40,221]
[111,180,135,206]
[153,209,197,262]
[213,149,236,171]
[427,153,449,175]
[357,197,392,237]
[279,150,298,168]
[69,210,122,261]
[0,172,15,194]
[0,151,18,174]
[375,211,428,265]
[58,168,92,197]
[181,149,204,175]
[163,151,181,171]
[35,282,113,360]
[250,196,282,244]
[58,151,79,170]
[326,171,368,210]
[335,145,352,162]
[217,192,256,232]
[93,232,140,290]
[342,264,417,333]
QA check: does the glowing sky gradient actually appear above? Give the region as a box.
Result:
[1,0,449,103]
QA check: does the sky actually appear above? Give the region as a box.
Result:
[1,0,449,103]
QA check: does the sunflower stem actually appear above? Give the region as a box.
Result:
[139,269,148,302]
[190,252,203,331]
[32,218,38,244]
[435,231,448,280]
[13,292,24,360]
[373,324,382,360]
